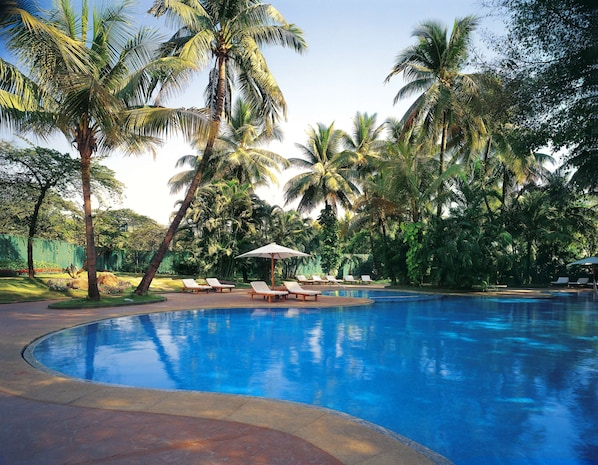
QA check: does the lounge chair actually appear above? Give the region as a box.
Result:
[283,281,322,301]
[361,275,373,284]
[550,276,569,286]
[311,275,328,284]
[343,275,357,284]
[205,277,235,292]
[249,281,288,303]
[296,275,314,284]
[326,275,342,285]
[568,277,589,287]
[181,279,212,293]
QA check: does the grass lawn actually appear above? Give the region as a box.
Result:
[0,277,69,303]
[0,273,183,305]
[0,273,249,307]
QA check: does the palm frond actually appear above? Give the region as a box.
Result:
[121,106,209,146]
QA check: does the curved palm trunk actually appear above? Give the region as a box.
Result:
[482,137,495,219]
[436,116,448,218]
[135,55,227,295]
[79,147,100,300]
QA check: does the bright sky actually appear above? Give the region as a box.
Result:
[3,0,498,225]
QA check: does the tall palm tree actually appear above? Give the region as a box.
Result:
[0,0,203,299]
[136,0,306,294]
[284,122,360,214]
[385,16,480,217]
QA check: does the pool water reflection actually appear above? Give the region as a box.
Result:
[29,291,598,465]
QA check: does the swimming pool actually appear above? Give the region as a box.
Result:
[27,291,598,465]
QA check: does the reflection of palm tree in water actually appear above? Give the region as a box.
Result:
[138,315,185,389]
[84,324,98,380]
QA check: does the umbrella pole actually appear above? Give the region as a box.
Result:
[271,256,275,288]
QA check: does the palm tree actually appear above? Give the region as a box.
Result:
[339,112,386,179]
[136,0,306,294]
[284,122,360,214]
[214,98,290,186]
[0,0,202,299]
[381,118,443,224]
[168,98,289,194]
[385,16,481,217]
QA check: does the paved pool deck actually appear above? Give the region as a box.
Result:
[4,284,577,465]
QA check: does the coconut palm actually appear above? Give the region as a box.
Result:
[385,16,481,217]
[136,0,306,294]
[0,1,90,118]
[168,98,289,194]
[0,0,203,299]
[339,111,386,179]
[284,122,360,214]
[214,98,290,186]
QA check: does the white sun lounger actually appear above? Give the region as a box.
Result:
[249,281,288,303]
[181,279,212,293]
[326,275,342,284]
[205,277,235,292]
[283,281,322,301]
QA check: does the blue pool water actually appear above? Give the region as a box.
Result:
[29,291,598,465]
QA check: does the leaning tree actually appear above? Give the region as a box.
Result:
[135,0,306,294]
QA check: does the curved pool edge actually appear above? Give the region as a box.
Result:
[1,291,453,465]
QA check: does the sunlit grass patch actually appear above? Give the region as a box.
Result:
[0,277,69,303]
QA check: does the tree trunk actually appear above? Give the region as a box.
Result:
[26,185,49,278]
[436,116,448,218]
[482,137,494,218]
[80,146,100,300]
[135,55,228,295]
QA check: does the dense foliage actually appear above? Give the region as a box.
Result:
[1,1,596,290]
[484,0,597,190]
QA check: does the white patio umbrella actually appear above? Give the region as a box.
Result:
[236,242,310,288]
[568,256,598,295]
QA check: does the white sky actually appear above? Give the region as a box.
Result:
[2,0,499,225]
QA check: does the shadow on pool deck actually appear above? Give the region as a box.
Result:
[0,287,464,465]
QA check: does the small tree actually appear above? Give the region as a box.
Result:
[0,141,122,278]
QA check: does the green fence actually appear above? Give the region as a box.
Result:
[0,234,176,274]
[0,234,370,278]
[0,234,85,270]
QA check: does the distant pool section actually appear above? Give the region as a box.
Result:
[322,288,443,302]
[27,290,598,465]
